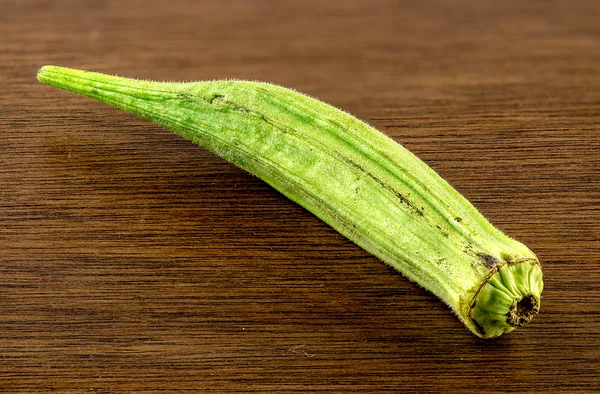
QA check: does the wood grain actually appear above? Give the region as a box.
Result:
[2,0,599,392]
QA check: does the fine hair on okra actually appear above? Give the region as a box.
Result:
[37,65,543,338]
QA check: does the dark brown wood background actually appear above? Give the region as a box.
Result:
[2,0,599,392]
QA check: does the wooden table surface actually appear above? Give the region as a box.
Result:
[2,0,599,392]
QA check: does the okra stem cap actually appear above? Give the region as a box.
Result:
[469,260,543,338]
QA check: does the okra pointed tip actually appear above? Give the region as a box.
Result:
[37,65,53,83]
[37,65,69,86]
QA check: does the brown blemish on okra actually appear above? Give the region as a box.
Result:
[340,156,425,217]
[397,192,425,217]
[435,224,450,237]
[478,253,501,269]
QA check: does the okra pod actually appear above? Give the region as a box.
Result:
[37,65,543,338]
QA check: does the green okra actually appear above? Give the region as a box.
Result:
[37,65,543,338]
